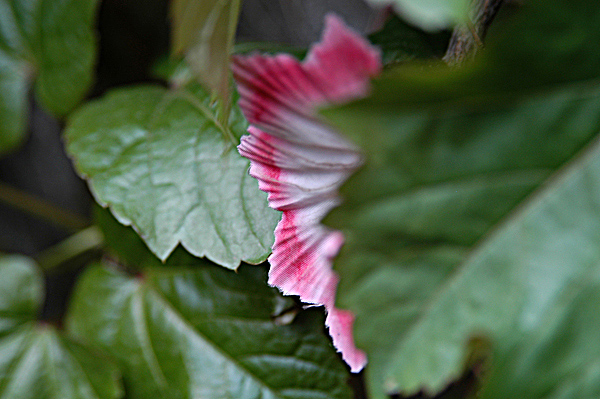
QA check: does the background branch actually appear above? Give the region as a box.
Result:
[443,0,506,65]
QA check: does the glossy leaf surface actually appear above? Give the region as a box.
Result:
[66,261,352,399]
[65,84,280,267]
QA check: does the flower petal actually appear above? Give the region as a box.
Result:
[233,14,380,372]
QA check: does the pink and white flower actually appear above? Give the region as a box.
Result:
[232,14,381,372]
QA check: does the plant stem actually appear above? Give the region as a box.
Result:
[36,226,104,272]
[443,0,506,65]
[0,181,89,231]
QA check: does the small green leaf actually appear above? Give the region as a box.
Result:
[367,15,449,66]
[233,42,308,60]
[0,0,99,154]
[65,84,280,268]
[171,0,241,112]
[0,255,122,399]
[66,261,352,399]
[365,0,470,31]
[0,255,43,336]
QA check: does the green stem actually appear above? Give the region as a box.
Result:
[0,181,89,232]
[36,226,104,272]
[216,0,241,130]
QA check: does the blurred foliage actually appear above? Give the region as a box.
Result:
[324,0,600,397]
[0,0,99,154]
[0,255,122,398]
[368,15,450,66]
[364,0,469,31]
[171,0,241,120]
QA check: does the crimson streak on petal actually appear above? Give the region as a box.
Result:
[232,14,381,372]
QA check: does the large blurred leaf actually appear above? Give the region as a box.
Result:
[323,0,600,397]
[365,0,469,31]
[65,84,280,268]
[66,260,352,399]
[372,134,600,397]
[0,255,121,398]
[171,0,241,112]
[0,0,99,153]
[480,278,600,399]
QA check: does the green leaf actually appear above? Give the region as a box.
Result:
[233,42,308,61]
[0,255,122,399]
[66,261,353,399]
[375,134,600,397]
[94,204,164,269]
[170,0,241,112]
[322,0,600,397]
[480,279,600,399]
[365,0,469,31]
[0,0,99,153]
[65,84,280,268]
[367,15,449,67]
[0,255,42,336]
[94,204,211,270]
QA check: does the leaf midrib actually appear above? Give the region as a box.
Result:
[381,127,600,394]
[143,276,343,399]
[143,282,285,399]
